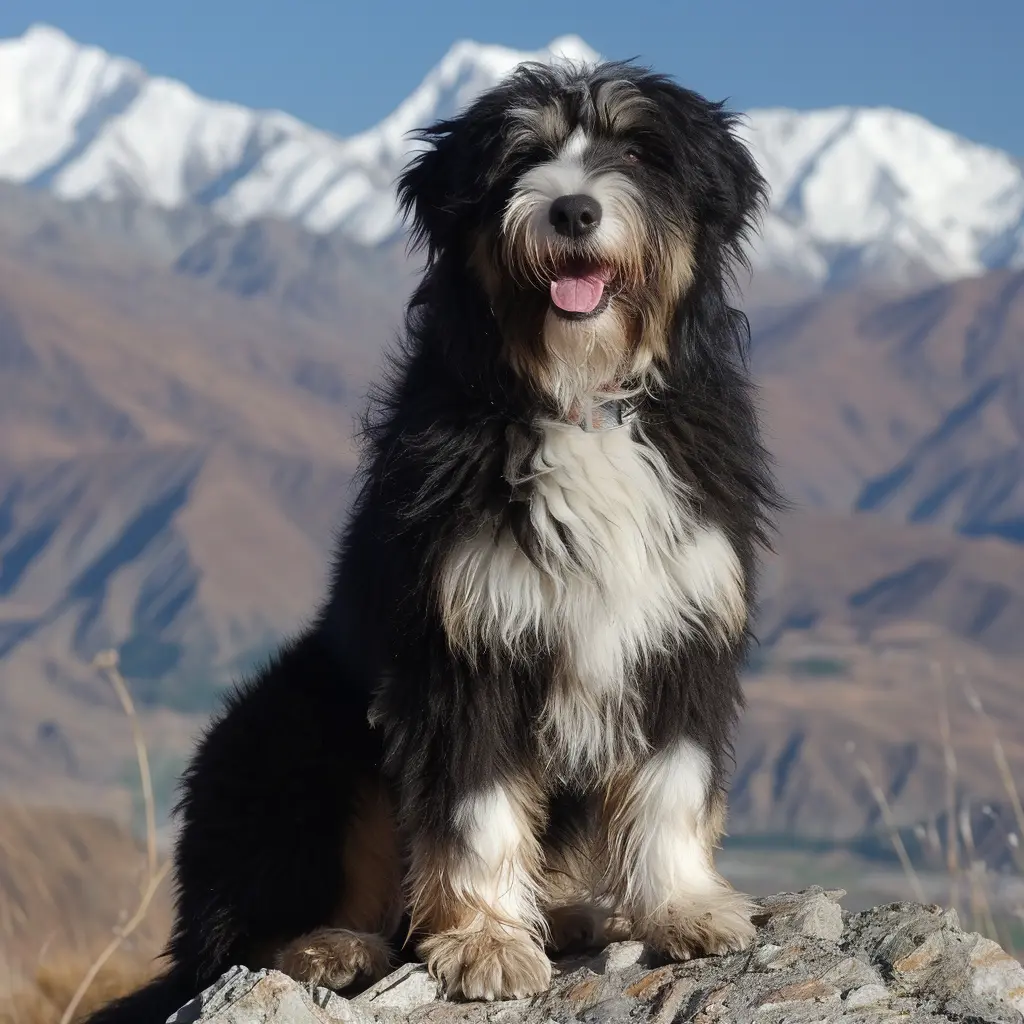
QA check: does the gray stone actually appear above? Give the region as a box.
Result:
[755,978,841,1010]
[578,995,636,1023]
[819,956,883,992]
[166,967,367,1024]
[353,963,437,1011]
[751,943,784,969]
[167,892,1024,1024]
[598,940,646,973]
[967,935,1024,1014]
[843,983,889,1009]
[793,894,845,942]
[755,887,846,943]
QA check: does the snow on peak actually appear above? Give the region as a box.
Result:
[0,23,1022,283]
[20,22,73,45]
[543,35,601,64]
[738,106,1024,283]
[0,25,605,243]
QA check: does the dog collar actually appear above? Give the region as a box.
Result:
[570,395,640,432]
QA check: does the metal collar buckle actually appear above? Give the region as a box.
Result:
[577,396,638,432]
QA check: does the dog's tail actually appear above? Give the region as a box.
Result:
[80,969,195,1024]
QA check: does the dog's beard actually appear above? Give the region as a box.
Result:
[539,302,639,413]
[487,276,650,417]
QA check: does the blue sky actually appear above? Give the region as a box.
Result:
[2,0,1021,155]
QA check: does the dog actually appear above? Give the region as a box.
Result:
[86,57,778,1021]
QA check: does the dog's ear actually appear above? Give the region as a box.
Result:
[697,105,768,258]
[398,108,503,262]
[398,87,512,261]
[397,121,464,259]
[647,78,768,257]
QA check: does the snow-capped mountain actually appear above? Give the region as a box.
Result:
[0,24,597,246]
[740,108,1024,285]
[2,23,1023,287]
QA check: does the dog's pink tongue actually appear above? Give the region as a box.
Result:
[550,272,607,313]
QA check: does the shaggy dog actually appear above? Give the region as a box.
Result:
[87,58,778,1020]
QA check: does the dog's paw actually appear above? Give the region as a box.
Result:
[421,925,552,1001]
[546,904,632,954]
[641,890,755,961]
[275,927,392,990]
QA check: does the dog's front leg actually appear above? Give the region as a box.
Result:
[605,738,755,960]
[408,776,552,1001]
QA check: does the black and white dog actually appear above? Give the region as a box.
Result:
[88,58,778,1020]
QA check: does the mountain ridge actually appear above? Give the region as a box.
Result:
[2,24,1023,288]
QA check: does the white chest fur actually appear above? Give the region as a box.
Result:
[439,420,745,773]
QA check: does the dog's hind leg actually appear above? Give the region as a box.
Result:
[275,929,392,991]
[118,630,404,1016]
[274,776,403,991]
[410,776,553,1001]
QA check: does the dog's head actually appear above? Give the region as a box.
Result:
[399,60,766,412]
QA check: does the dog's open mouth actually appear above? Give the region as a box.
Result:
[549,261,614,319]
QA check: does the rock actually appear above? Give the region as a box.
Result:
[819,955,884,992]
[169,890,1024,1024]
[751,943,785,969]
[597,940,647,973]
[756,978,841,1008]
[353,964,437,1012]
[969,936,1024,1014]
[755,886,846,943]
[166,965,367,1024]
[843,983,889,1009]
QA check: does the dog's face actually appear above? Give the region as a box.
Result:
[399,61,765,412]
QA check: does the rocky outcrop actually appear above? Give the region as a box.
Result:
[165,888,1024,1024]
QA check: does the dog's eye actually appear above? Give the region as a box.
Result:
[623,147,642,165]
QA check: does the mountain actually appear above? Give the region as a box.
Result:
[754,269,1024,547]
[0,25,596,244]
[2,185,1024,844]
[3,24,1024,851]
[2,25,1024,290]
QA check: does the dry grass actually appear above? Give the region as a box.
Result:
[848,745,928,904]
[0,652,172,1024]
[49,655,171,1024]
[855,650,1024,954]
[0,952,160,1024]
[91,652,158,886]
[0,803,171,1023]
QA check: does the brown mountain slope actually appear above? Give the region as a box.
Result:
[755,270,1024,539]
[758,509,1024,656]
[0,244,365,813]
[0,245,360,666]
[0,257,349,456]
[1,196,1024,845]
[735,621,1024,839]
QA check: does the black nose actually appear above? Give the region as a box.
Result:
[548,194,602,238]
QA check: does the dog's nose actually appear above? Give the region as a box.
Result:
[548,194,602,238]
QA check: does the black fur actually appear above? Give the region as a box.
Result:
[86,59,779,1021]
